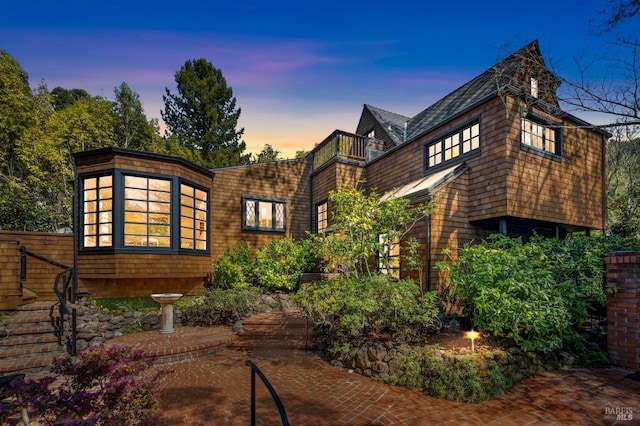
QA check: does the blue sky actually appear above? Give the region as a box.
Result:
[1,0,635,157]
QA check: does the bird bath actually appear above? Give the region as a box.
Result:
[151,293,183,334]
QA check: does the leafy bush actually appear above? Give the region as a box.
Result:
[211,241,254,289]
[438,234,640,352]
[254,238,314,291]
[294,274,439,341]
[181,287,261,326]
[1,344,162,425]
[393,349,514,403]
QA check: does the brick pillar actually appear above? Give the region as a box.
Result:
[605,251,640,370]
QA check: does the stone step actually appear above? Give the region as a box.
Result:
[238,328,314,340]
[0,302,67,377]
[228,338,314,351]
[3,312,59,326]
[242,311,310,328]
[0,352,65,376]
[233,311,315,352]
[16,301,57,312]
[0,333,60,347]
[1,324,59,337]
[0,342,64,359]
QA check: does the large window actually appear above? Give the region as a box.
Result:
[243,196,286,232]
[521,116,560,156]
[426,122,480,169]
[124,176,171,247]
[316,201,328,232]
[80,171,209,253]
[83,175,113,248]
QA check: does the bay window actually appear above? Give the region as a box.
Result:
[79,170,209,253]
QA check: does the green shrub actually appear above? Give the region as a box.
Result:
[181,287,261,326]
[212,241,254,288]
[294,274,439,341]
[254,238,314,291]
[438,234,640,352]
[439,235,573,352]
[393,348,514,403]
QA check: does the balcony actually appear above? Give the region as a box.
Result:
[313,130,368,170]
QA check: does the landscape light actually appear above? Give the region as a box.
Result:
[465,330,480,353]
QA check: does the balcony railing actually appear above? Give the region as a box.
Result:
[313,130,367,170]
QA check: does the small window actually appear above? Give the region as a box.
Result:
[316,201,328,232]
[530,75,539,98]
[243,196,286,232]
[521,116,560,156]
[365,128,375,139]
[378,233,400,279]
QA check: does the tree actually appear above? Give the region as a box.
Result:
[252,144,280,163]
[608,132,640,236]
[51,86,91,111]
[596,0,640,32]
[0,50,36,180]
[162,58,250,168]
[313,185,437,284]
[112,82,156,150]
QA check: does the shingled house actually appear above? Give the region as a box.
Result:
[2,40,606,305]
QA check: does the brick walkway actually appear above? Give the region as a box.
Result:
[110,327,640,425]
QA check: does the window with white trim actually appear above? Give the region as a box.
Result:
[243,196,286,232]
[521,117,560,156]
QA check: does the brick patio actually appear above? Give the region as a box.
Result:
[109,327,640,425]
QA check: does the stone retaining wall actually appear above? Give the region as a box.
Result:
[70,292,294,352]
[326,339,577,382]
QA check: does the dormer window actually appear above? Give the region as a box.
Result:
[530,75,539,98]
[365,128,375,139]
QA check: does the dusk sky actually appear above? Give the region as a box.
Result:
[1,0,636,157]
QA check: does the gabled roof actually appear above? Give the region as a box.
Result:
[365,40,546,145]
[363,104,410,146]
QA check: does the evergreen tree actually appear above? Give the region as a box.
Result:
[162,58,250,168]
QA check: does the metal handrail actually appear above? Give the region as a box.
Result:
[245,360,289,426]
[20,246,78,356]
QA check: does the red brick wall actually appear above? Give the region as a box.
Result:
[605,252,640,370]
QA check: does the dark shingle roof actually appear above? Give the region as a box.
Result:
[366,40,542,144]
[363,105,410,145]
